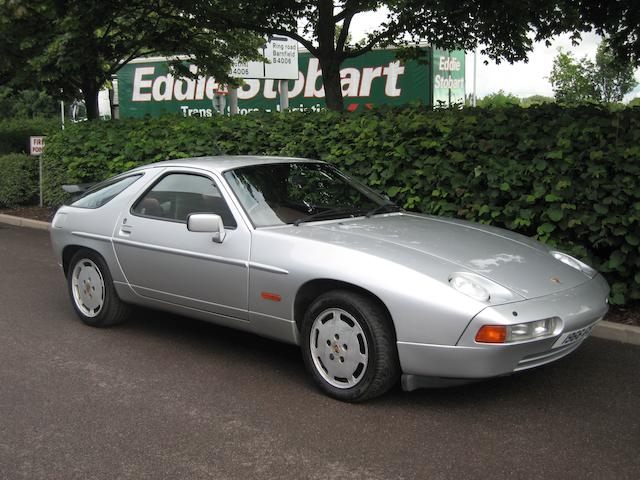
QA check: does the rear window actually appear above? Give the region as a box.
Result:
[71,174,142,209]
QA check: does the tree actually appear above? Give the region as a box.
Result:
[520,95,555,107]
[471,92,555,108]
[563,0,640,66]
[0,86,59,118]
[592,40,638,103]
[549,40,638,104]
[6,1,637,115]
[182,0,640,111]
[476,90,521,108]
[549,49,599,103]
[0,0,262,119]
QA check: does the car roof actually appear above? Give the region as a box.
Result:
[132,155,323,174]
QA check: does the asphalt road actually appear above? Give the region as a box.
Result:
[1,223,639,480]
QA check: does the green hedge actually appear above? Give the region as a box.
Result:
[0,154,39,207]
[43,105,640,304]
[0,117,59,155]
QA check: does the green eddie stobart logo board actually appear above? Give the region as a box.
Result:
[117,48,465,117]
[431,48,465,107]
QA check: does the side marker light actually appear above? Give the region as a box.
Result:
[261,292,282,302]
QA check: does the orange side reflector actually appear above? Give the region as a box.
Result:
[261,292,282,302]
[475,325,507,343]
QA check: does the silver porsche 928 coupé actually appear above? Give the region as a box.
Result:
[50,156,609,402]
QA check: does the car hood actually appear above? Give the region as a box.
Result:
[278,213,590,300]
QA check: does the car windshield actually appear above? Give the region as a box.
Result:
[224,162,393,227]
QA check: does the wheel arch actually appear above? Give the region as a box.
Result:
[62,244,107,277]
[293,279,398,341]
[62,245,86,277]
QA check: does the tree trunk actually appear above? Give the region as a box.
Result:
[319,57,344,111]
[82,80,100,120]
[315,0,343,112]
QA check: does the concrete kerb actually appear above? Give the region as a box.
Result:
[592,320,640,345]
[0,213,50,231]
[1,213,639,346]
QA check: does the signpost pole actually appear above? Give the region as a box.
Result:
[228,88,238,115]
[39,156,43,207]
[472,48,477,107]
[60,100,65,130]
[279,80,289,111]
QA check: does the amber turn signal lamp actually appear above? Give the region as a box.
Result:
[261,292,282,302]
[475,325,507,343]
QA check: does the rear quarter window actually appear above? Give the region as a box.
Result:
[71,174,142,209]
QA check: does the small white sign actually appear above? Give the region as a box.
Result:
[231,36,299,80]
[230,60,265,79]
[264,36,299,79]
[30,136,45,156]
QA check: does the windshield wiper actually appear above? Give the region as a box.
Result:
[293,207,364,226]
[365,202,403,218]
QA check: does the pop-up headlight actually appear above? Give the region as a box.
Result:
[550,251,597,277]
[449,274,490,302]
[448,272,518,304]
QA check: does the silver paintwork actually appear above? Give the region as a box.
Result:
[51,156,610,388]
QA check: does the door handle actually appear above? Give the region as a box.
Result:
[120,224,133,235]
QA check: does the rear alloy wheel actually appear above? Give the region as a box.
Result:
[67,249,130,327]
[301,290,400,402]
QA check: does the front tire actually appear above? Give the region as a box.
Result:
[301,290,400,402]
[67,249,131,327]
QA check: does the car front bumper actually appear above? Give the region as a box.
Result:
[397,274,609,386]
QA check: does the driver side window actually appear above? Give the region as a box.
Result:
[132,173,237,228]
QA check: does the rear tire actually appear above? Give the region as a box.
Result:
[67,249,130,327]
[301,289,400,402]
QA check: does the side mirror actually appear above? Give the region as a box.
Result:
[187,213,226,243]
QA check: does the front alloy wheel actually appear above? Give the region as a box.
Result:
[310,308,369,389]
[301,290,400,402]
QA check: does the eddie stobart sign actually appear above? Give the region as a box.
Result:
[117,47,465,117]
[432,48,465,107]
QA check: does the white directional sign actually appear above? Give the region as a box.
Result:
[230,58,264,79]
[230,36,299,80]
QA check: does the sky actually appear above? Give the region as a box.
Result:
[348,9,640,102]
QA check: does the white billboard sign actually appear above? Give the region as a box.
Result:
[231,35,299,80]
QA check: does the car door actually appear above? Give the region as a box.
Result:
[112,168,250,320]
